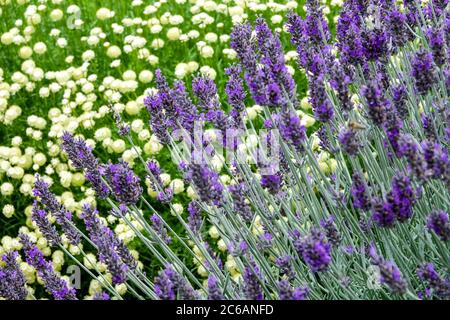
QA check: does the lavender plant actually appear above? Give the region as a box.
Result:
[6,0,449,301]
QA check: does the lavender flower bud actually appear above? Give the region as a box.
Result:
[231,23,269,106]
[225,65,246,129]
[320,216,342,246]
[427,27,446,67]
[33,175,80,245]
[278,280,308,300]
[360,81,389,126]
[81,204,136,284]
[426,210,450,242]
[411,49,437,95]
[368,245,407,295]
[243,262,264,300]
[207,275,225,300]
[371,197,396,228]
[154,265,198,300]
[151,214,172,245]
[104,159,143,205]
[279,109,307,151]
[275,255,296,281]
[294,228,332,273]
[19,234,77,300]
[185,163,223,206]
[0,251,27,300]
[417,263,450,299]
[384,173,417,223]
[399,134,430,181]
[391,84,408,119]
[187,201,202,234]
[351,172,371,211]
[31,201,61,247]
[92,292,110,300]
[61,132,109,198]
[228,183,253,223]
[338,125,362,156]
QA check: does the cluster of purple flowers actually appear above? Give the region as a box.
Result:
[426,210,450,242]
[19,234,77,300]
[277,280,309,300]
[33,175,80,245]
[151,214,172,245]
[293,228,332,273]
[372,173,418,227]
[81,204,137,284]
[184,163,223,206]
[0,251,28,300]
[416,263,450,299]
[61,132,109,198]
[368,245,407,295]
[153,265,198,300]
[104,159,143,205]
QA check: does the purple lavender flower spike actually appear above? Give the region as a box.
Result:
[294,228,332,273]
[185,163,223,206]
[172,80,198,133]
[362,27,390,62]
[61,132,109,198]
[275,255,296,281]
[243,262,264,300]
[260,173,283,194]
[417,263,450,299]
[371,197,396,228]
[81,204,136,284]
[151,214,172,245]
[399,134,430,181]
[31,201,61,246]
[104,159,142,205]
[33,175,80,245]
[426,210,450,242]
[391,84,407,119]
[320,216,342,246]
[231,23,269,106]
[384,173,417,223]
[383,110,403,158]
[421,141,449,181]
[368,245,407,295]
[154,265,199,300]
[351,172,371,211]
[225,65,246,129]
[386,7,409,50]
[110,105,131,137]
[338,125,362,156]
[411,49,437,95]
[0,251,28,300]
[207,275,225,300]
[336,13,365,70]
[187,201,203,233]
[427,27,446,67]
[328,62,354,113]
[146,160,173,203]
[19,234,77,300]
[310,75,334,122]
[360,81,389,126]
[278,280,308,300]
[154,267,175,300]
[228,183,253,223]
[255,17,297,107]
[279,109,307,151]
[143,69,179,144]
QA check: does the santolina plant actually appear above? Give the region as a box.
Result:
[1,0,449,300]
